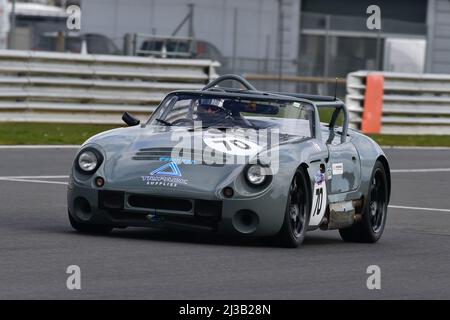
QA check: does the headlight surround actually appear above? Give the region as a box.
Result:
[75,148,103,174]
[245,164,267,186]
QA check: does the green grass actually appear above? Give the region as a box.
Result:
[0,123,450,147]
[0,123,119,145]
[369,134,450,147]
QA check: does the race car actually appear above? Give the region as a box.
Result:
[67,74,390,247]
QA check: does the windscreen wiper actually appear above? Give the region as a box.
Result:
[155,118,172,126]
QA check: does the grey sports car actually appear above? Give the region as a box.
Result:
[67,74,390,247]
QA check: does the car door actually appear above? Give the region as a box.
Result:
[327,135,361,194]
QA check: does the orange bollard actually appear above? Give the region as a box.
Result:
[361,73,384,134]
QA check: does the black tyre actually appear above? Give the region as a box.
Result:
[339,161,388,243]
[68,210,113,234]
[278,168,311,248]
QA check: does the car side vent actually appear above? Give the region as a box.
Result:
[98,191,124,210]
[132,147,174,161]
[194,200,222,219]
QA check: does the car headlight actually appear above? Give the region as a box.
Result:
[245,164,267,185]
[76,148,102,174]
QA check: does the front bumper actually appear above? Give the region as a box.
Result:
[67,179,287,237]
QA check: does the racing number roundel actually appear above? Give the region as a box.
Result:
[203,135,262,156]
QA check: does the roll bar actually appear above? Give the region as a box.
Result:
[315,101,349,144]
[201,74,349,143]
[203,74,258,91]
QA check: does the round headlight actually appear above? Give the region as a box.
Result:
[78,151,98,172]
[246,165,266,185]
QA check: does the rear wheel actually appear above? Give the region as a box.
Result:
[68,211,113,234]
[339,161,388,243]
[278,168,311,248]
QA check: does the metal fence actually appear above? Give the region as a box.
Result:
[243,73,347,97]
[0,50,218,124]
[346,70,450,135]
[127,34,196,58]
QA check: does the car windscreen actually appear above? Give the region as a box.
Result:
[149,94,315,137]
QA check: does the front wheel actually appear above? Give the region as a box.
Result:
[339,161,388,243]
[277,168,311,248]
[68,211,113,234]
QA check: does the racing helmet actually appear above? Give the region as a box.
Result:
[195,98,225,123]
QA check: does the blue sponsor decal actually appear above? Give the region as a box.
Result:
[150,162,182,177]
[142,162,188,187]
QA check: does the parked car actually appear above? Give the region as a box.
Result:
[35,32,120,55]
[137,36,227,70]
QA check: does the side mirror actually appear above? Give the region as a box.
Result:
[122,112,140,126]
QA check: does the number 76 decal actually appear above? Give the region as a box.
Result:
[203,136,262,156]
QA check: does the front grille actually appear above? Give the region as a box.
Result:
[128,194,193,212]
[127,194,222,219]
[107,210,218,231]
[108,210,148,221]
[98,190,124,210]
[194,200,222,218]
[102,192,222,230]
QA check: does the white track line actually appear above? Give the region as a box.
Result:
[1,175,450,213]
[0,178,68,185]
[389,205,450,213]
[1,145,449,150]
[1,177,449,213]
[0,145,79,149]
[391,168,450,173]
[382,146,450,150]
[0,175,69,179]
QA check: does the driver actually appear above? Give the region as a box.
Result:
[194,98,254,128]
[195,99,228,125]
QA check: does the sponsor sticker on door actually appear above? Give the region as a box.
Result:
[332,163,344,175]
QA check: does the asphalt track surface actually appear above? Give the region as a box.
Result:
[0,146,449,299]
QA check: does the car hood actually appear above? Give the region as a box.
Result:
[83,125,304,195]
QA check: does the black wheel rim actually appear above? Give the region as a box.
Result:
[369,168,387,233]
[288,174,307,238]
